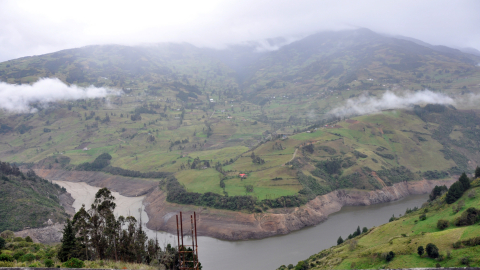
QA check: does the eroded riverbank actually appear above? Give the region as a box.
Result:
[33,169,455,241]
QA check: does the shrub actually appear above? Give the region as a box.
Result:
[0,261,14,267]
[20,253,35,262]
[437,219,449,230]
[0,254,14,262]
[455,207,480,226]
[13,237,24,242]
[426,243,439,258]
[44,259,54,267]
[452,241,462,249]
[0,231,14,240]
[63,258,85,268]
[417,246,424,256]
[385,251,395,262]
[419,214,427,221]
[25,236,33,243]
[13,250,25,260]
[348,239,358,251]
[461,256,471,266]
[0,237,5,249]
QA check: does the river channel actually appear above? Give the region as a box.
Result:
[53,180,429,270]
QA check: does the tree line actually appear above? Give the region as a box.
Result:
[58,187,201,269]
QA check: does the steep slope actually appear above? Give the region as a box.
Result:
[278,177,480,269]
[243,29,480,103]
[0,161,71,231]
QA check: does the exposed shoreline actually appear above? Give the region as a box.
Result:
[32,169,456,241]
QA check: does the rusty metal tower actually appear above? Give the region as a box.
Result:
[176,212,199,270]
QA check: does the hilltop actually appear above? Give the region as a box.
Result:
[278,176,480,269]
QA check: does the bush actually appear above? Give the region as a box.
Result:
[417,246,424,256]
[0,261,14,267]
[0,237,5,249]
[13,237,24,242]
[20,253,36,262]
[63,258,85,268]
[461,256,471,266]
[25,236,33,242]
[452,241,462,249]
[455,207,480,226]
[385,251,395,262]
[426,243,439,258]
[419,214,427,221]
[13,250,25,260]
[437,219,449,230]
[44,259,54,267]
[0,231,14,240]
[0,254,14,262]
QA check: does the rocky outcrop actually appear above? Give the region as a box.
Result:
[33,169,456,241]
[14,223,65,244]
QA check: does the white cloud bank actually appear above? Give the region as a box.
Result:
[329,90,456,117]
[0,78,118,113]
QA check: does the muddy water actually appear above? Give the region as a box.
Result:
[54,180,428,270]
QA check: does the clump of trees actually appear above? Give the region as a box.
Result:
[336,226,368,245]
[446,172,471,204]
[429,185,448,201]
[58,187,201,269]
[250,152,265,165]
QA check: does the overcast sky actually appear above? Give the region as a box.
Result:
[1,0,479,62]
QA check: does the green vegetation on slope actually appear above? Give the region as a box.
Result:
[1,29,480,213]
[279,175,480,269]
[0,161,69,231]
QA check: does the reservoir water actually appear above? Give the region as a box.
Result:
[54,180,428,270]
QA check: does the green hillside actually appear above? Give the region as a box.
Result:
[1,29,480,213]
[278,176,480,269]
[0,161,69,231]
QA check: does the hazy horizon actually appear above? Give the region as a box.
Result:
[1,0,479,62]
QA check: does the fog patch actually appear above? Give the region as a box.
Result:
[329,90,455,117]
[0,78,120,113]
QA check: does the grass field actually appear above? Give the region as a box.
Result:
[279,178,480,269]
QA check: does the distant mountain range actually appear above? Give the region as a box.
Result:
[1,28,479,103]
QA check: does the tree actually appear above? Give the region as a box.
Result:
[337,236,344,245]
[362,227,368,233]
[72,205,91,260]
[475,166,480,179]
[417,246,424,256]
[25,236,33,242]
[429,185,448,201]
[356,226,361,236]
[0,237,5,249]
[459,172,471,191]
[446,181,464,204]
[426,243,439,258]
[58,220,78,262]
